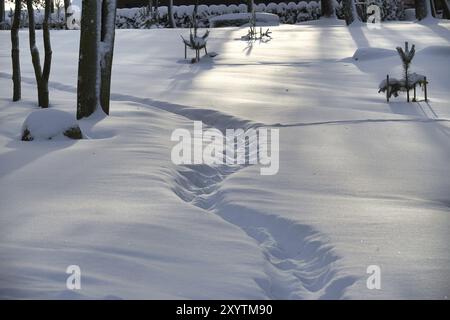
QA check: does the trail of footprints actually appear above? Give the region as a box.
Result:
[171,129,357,299]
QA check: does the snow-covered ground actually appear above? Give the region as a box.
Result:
[0,20,449,299]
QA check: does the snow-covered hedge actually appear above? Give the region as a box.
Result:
[3,1,406,30]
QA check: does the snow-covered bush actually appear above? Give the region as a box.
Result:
[365,0,405,21]
[21,109,83,141]
[2,1,407,30]
[256,4,267,12]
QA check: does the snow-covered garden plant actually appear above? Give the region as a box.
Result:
[181,3,209,63]
[379,42,428,102]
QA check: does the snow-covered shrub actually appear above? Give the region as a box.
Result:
[266,3,279,14]
[298,1,308,10]
[383,0,405,21]
[365,0,405,21]
[5,1,406,30]
[21,109,83,141]
[228,4,239,14]
[256,4,267,12]
[238,4,248,13]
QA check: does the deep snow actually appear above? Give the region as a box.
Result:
[0,20,449,299]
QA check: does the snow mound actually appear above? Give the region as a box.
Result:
[209,12,280,28]
[417,45,450,56]
[351,47,397,61]
[21,109,83,141]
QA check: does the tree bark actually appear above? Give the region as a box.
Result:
[147,0,153,17]
[11,0,21,101]
[321,0,335,18]
[415,0,431,20]
[442,0,450,19]
[168,0,175,28]
[0,0,5,30]
[342,0,360,25]
[154,0,159,23]
[100,0,117,115]
[42,0,52,107]
[77,0,99,119]
[27,0,51,108]
[64,0,71,29]
[247,0,254,13]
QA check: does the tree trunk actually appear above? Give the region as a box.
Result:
[430,0,437,17]
[0,0,5,30]
[168,0,175,28]
[247,0,254,13]
[442,0,450,19]
[147,0,153,17]
[77,0,99,119]
[154,0,159,23]
[27,0,51,108]
[342,0,360,25]
[415,0,431,20]
[42,0,53,107]
[11,0,21,101]
[100,0,117,115]
[64,0,71,29]
[321,0,335,18]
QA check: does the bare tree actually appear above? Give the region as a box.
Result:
[26,0,52,108]
[321,0,335,18]
[11,0,21,101]
[77,0,117,119]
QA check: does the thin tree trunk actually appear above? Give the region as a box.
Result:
[321,0,335,18]
[442,0,450,19]
[0,0,5,30]
[100,0,117,115]
[430,0,437,17]
[343,0,360,25]
[64,0,70,29]
[11,0,21,101]
[77,0,99,119]
[147,0,153,17]
[168,0,175,28]
[27,0,47,108]
[247,0,254,13]
[42,0,53,108]
[154,0,159,23]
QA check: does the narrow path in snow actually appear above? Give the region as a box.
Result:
[171,157,358,299]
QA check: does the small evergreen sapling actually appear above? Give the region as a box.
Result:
[379,42,428,102]
[396,41,415,101]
